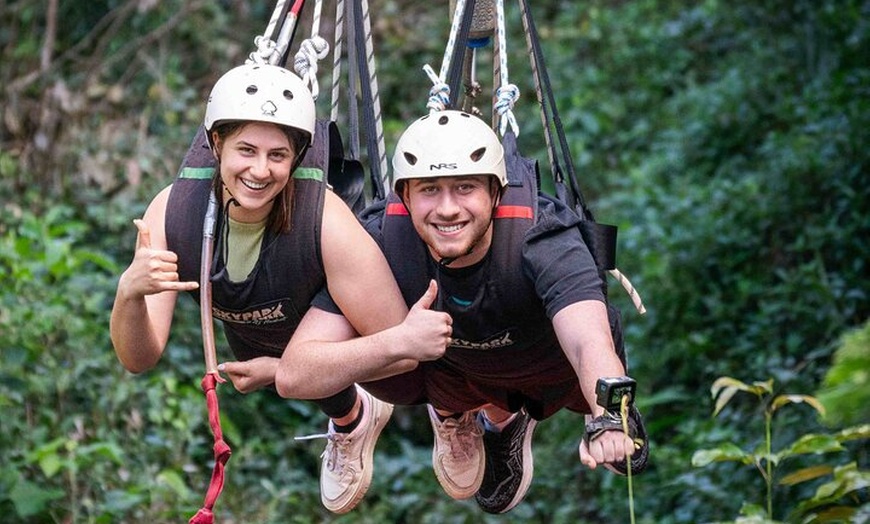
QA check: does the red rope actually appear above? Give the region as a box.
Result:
[189,373,232,524]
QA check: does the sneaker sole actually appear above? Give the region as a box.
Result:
[323,390,394,514]
[495,417,538,514]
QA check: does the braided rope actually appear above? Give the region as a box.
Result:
[330,0,345,121]
[423,0,469,113]
[518,0,555,177]
[494,0,519,136]
[609,269,647,315]
[424,64,451,112]
[248,0,287,64]
[359,0,388,188]
[439,0,466,80]
[294,36,330,99]
[293,0,330,100]
[249,35,279,64]
[311,0,323,35]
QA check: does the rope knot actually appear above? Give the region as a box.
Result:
[249,35,278,65]
[423,64,450,113]
[495,83,520,136]
[294,36,330,100]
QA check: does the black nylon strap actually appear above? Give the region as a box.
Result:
[350,0,386,200]
[518,0,591,219]
[584,405,649,475]
[446,0,478,110]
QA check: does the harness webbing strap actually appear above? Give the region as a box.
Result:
[494,205,533,219]
[188,373,233,524]
[386,202,409,215]
[518,0,588,216]
[517,1,646,313]
[350,0,388,198]
[446,0,478,109]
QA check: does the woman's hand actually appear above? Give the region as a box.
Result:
[118,219,198,299]
[218,357,279,394]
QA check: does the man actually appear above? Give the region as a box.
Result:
[277,110,647,514]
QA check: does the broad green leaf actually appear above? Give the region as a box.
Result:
[156,469,192,498]
[814,463,870,499]
[692,443,752,467]
[711,376,750,398]
[834,424,870,442]
[9,478,65,518]
[713,385,740,417]
[771,394,826,417]
[779,465,834,486]
[793,464,869,517]
[38,454,63,478]
[778,434,844,459]
[78,442,125,464]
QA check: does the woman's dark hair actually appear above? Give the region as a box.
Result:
[210,121,311,233]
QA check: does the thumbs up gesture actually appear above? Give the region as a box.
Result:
[118,219,199,298]
[399,279,453,362]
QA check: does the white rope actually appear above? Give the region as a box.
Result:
[249,34,279,65]
[439,0,466,80]
[493,0,519,136]
[293,0,329,99]
[330,0,346,122]
[609,269,647,315]
[311,0,323,36]
[248,0,286,64]
[359,0,388,188]
[424,64,451,113]
[495,84,520,136]
[422,0,469,113]
[294,36,330,100]
[247,0,301,66]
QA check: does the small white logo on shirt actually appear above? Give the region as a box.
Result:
[450,331,514,351]
[212,303,285,325]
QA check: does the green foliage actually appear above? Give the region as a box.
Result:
[816,321,870,428]
[1,0,868,522]
[692,376,870,522]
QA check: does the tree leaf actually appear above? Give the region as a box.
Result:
[692,443,751,467]
[779,434,844,459]
[9,478,65,518]
[770,394,826,417]
[779,465,834,486]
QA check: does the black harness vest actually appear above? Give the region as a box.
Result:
[166,139,328,361]
[379,132,555,366]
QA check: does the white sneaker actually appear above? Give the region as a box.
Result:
[319,386,393,514]
[427,404,485,499]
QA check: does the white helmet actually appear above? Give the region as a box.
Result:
[392,110,507,191]
[203,63,316,149]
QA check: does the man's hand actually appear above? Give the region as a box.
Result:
[399,280,452,362]
[118,219,198,298]
[579,428,637,471]
[218,357,278,394]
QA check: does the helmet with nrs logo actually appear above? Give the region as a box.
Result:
[391,110,507,193]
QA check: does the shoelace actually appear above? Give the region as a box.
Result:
[295,431,354,473]
[438,415,484,459]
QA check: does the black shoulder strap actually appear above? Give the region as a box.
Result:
[518,0,617,272]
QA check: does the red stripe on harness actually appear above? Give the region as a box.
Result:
[495,205,534,219]
[386,202,410,215]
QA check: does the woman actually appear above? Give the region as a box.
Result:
[109,63,448,514]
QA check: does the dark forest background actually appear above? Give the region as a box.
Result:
[1,1,867,522]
